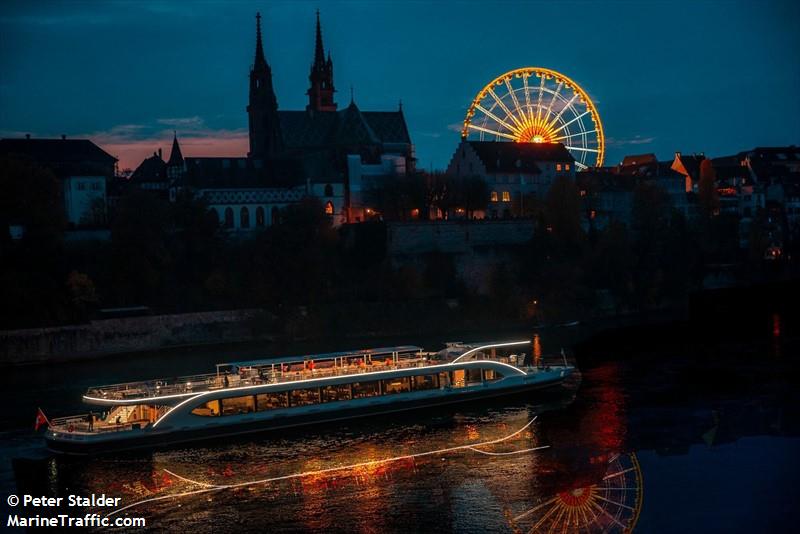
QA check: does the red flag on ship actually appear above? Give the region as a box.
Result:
[34,408,49,431]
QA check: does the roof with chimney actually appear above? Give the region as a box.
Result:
[131,152,167,183]
[617,153,682,179]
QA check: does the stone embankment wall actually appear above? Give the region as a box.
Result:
[0,309,266,365]
[386,220,535,255]
[387,220,535,294]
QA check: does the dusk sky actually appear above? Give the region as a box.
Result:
[1,0,798,171]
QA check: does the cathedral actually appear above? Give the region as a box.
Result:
[245,11,415,224]
[131,11,414,229]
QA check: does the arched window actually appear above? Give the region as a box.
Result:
[208,208,220,227]
[271,206,280,225]
[256,206,265,227]
[224,207,234,228]
[324,201,334,215]
[240,206,250,228]
[324,183,334,197]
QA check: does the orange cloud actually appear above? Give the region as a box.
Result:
[95,129,250,171]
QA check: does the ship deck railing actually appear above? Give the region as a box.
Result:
[83,352,571,403]
[85,356,442,402]
[48,414,147,436]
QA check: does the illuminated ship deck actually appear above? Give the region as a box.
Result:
[83,346,431,404]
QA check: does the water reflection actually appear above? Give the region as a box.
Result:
[42,392,593,532]
[508,453,642,533]
[9,319,798,533]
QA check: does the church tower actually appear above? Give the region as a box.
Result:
[247,12,282,158]
[306,10,337,112]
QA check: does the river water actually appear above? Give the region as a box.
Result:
[1,317,797,533]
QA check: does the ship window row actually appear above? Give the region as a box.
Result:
[191,369,503,416]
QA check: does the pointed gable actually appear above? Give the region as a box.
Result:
[167,133,183,166]
[334,101,379,146]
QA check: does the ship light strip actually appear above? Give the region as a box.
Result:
[150,359,527,428]
[85,354,531,409]
[450,340,530,364]
[107,416,546,518]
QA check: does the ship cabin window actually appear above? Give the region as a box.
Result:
[466,368,483,386]
[290,388,321,407]
[322,384,352,403]
[382,376,411,395]
[450,369,466,388]
[221,395,255,415]
[256,391,289,410]
[483,368,502,382]
[352,381,381,399]
[412,374,438,391]
[438,372,451,388]
[191,399,220,416]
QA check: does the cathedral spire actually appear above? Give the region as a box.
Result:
[248,12,282,158]
[254,12,266,68]
[313,9,325,69]
[307,10,336,112]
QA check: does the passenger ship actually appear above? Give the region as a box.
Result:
[45,340,574,454]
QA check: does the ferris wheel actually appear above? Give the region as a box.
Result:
[461,67,605,169]
[507,452,643,533]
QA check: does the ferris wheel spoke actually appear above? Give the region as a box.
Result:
[466,123,518,141]
[547,505,567,534]
[551,111,590,135]
[542,81,563,124]
[547,93,579,131]
[522,74,534,122]
[527,501,561,533]
[603,467,635,480]
[588,499,627,529]
[514,496,559,522]
[535,75,546,121]
[486,87,525,131]
[578,504,594,531]
[475,104,521,137]
[553,129,597,142]
[594,494,635,511]
[566,146,599,153]
[504,77,524,125]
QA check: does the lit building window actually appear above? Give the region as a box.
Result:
[324,201,334,215]
[556,163,562,172]
[502,191,511,202]
[491,191,498,202]
[566,163,571,171]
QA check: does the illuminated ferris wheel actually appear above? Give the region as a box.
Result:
[462,67,605,168]
[507,453,643,533]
